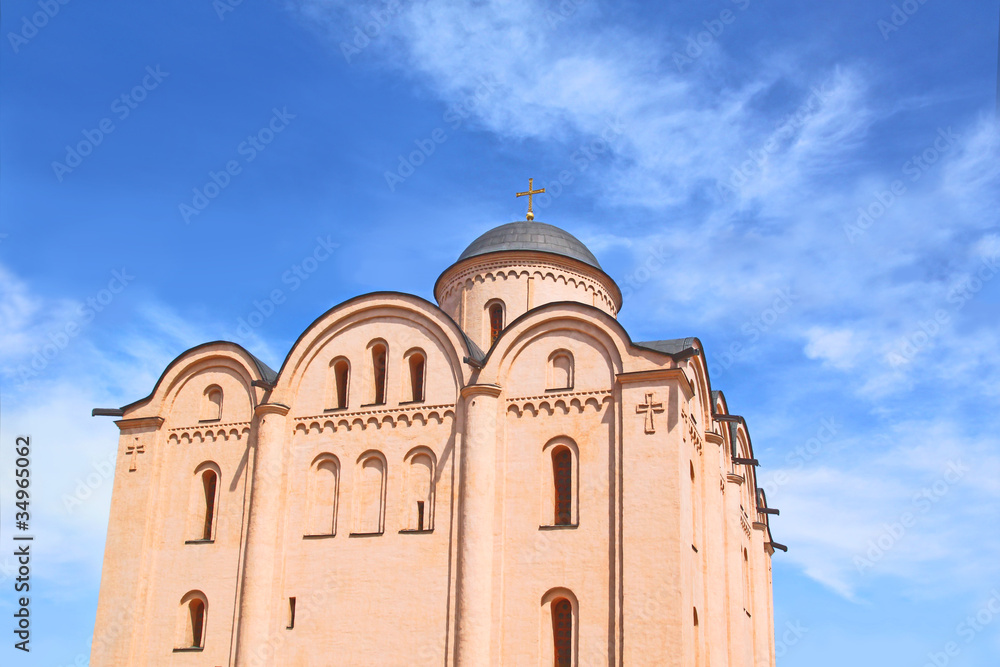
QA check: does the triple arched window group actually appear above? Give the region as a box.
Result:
[328,342,426,410]
[304,448,437,538]
[181,446,439,544]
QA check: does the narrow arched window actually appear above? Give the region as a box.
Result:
[331,358,349,409]
[176,591,208,651]
[542,437,578,527]
[202,386,223,422]
[355,453,385,535]
[742,547,751,616]
[201,469,217,541]
[188,598,205,648]
[371,343,387,405]
[691,460,701,551]
[404,450,435,531]
[307,455,339,536]
[548,350,574,390]
[405,350,425,403]
[187,463,220,543]
[552,447,572,526]
[551,597,573,666]
[489,302,504,346]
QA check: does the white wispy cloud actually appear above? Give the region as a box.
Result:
[765,422,1000,600]
[0,262,231,594]
[289,0,1000,601]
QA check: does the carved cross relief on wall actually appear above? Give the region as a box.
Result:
[126,439,145,472]
[636,392,664,434]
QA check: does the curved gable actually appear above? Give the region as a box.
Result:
[475,301,632,388]
[120,342,271,423]
[269,293,475,412]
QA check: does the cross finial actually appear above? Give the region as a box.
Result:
[515,178,545,221]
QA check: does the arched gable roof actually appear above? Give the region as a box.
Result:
[117,341,276,415]
[474,301,635,383]
[267,292,479,402]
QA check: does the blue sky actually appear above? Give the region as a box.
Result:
[1,0,999,664]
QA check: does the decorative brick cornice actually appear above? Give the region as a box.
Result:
[293,403,457,436]
[437,254,619,314]
[167,421,252,444]
[506,389,612,418]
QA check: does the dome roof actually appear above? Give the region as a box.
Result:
[456,221,602,270]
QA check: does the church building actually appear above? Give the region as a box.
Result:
[91,191,782,666]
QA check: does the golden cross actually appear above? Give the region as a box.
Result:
[516,178,545,221]
[636,392,664,434]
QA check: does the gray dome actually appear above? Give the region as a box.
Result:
[457,221,602,269]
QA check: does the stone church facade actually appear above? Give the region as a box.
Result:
[91,219,782,666]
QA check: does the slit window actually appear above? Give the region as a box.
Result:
[743,547,751,615]
[371,344,387,405]
[176,591,208,651]
[332,359,349,409]
[552,447,573,526]
[203,386,223,421]
[406,351,425,403]
[201,469,217,541]
[551,597,573,666]
[489,302,504,346]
